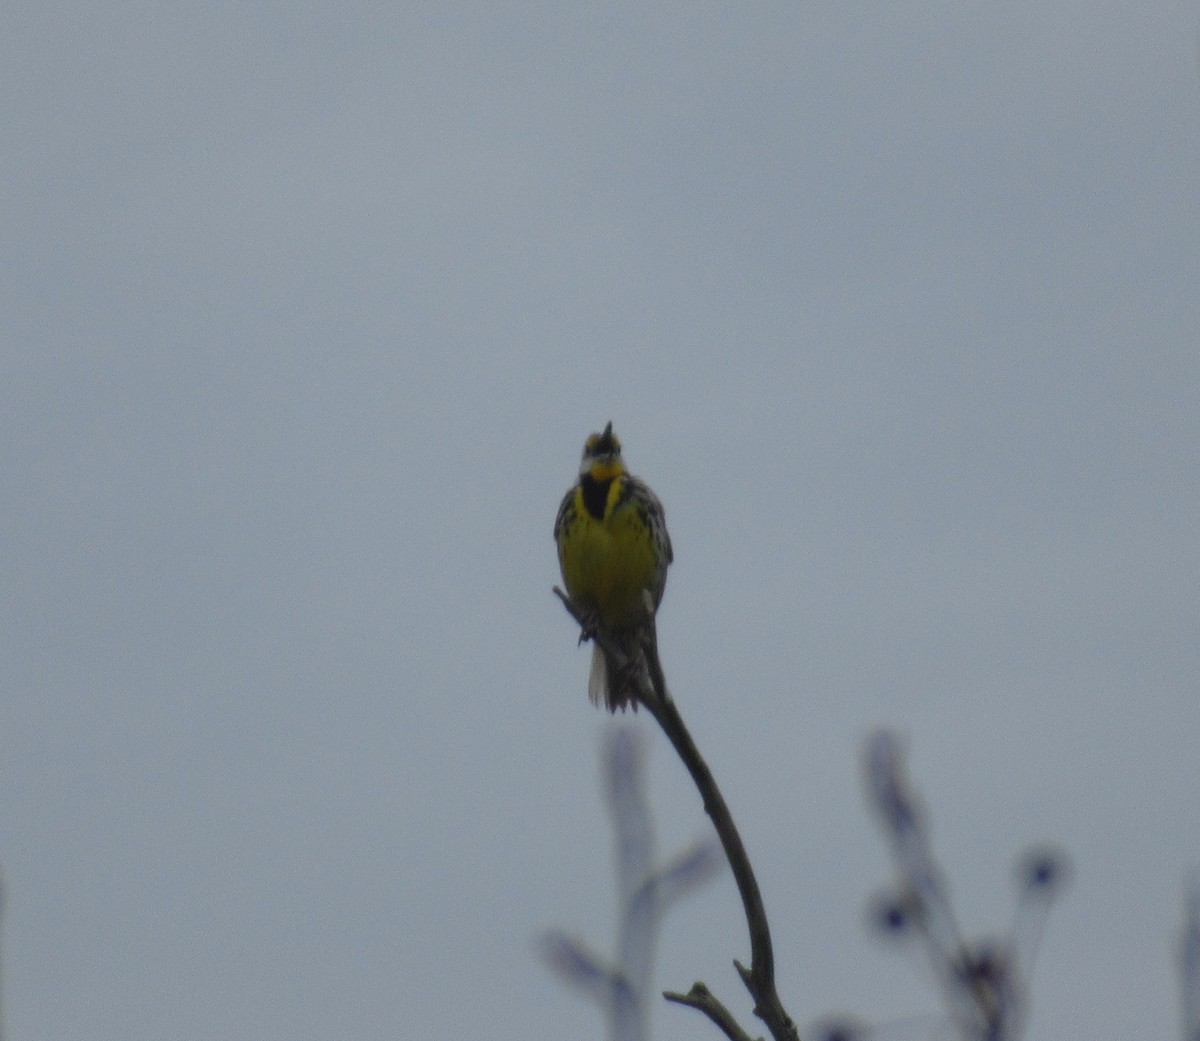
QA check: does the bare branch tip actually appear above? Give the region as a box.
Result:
[663,981,760,1041]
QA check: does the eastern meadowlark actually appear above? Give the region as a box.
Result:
[554,422,672,711]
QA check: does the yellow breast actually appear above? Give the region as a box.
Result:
[558,482,659,627]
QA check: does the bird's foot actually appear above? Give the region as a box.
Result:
[575,605,601,645]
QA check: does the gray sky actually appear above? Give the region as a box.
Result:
[3,1,1198,1039]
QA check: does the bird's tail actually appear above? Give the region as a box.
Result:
[587,636,642,713]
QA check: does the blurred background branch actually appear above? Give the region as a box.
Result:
[539,726,722,1041]
[813,729,1070,1041]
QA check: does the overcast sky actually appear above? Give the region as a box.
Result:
[3,2,1199,1039]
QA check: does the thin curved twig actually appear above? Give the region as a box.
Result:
[555,589,801,1041]
[640,637,799,1041]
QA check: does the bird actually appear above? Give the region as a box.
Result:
[554,422,673,711]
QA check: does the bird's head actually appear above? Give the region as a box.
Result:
[579,421,625,481]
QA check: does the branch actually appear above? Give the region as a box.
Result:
[555,589,801,1041]
[640,638,800,1041]
[1182,871,1200,1041]
[664,982,761,1041]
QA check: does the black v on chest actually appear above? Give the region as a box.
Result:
[580,474,614,521]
